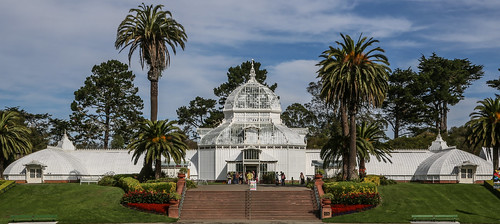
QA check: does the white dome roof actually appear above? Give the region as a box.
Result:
[223,62,281,114]
[198,61,306,147]
[415,149,492,176]
[4,147,88,176]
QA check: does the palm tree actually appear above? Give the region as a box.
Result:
[128,119,187,179]
[0,111,32,178]
[465,98,500,175]
[317,33,390,180]
[356,121,392,178]
[320,133,349,179]
[115,3,187,122]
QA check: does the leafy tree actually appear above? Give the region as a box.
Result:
[382,68,426,138]
[320,132,348,179]
[486,72,500,97]
[115,3,187,122]
[418,53,484,133]
[387,132,436,149]
[214,60,277,107]
[176,96,223,139]
[443,125,480,154]
[0,111,32,178]
[128,119,188,179]
[465,98,500,175]
[70,60,144,148]
[317,33,390,180]
[281,103,317,128]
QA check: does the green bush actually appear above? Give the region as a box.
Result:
[145,177,177,183]
[380,176,397,185]
[484,180,500,199]
[117,177,143,192]
[363,175,381,186]
[0,180,15,194]
[98,176,116,186]
[140,182,176,194]
[113,174,138,181]
[185,179,197,189]
[323,181,380,205]
[120,190,170,204]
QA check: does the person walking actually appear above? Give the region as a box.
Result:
[227,172,232,184]
[281,172,286,186]
[300,172,305,185]
[275,172,280,186]
[239,172,244,184]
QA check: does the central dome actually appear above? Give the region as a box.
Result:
[223,61,281,116]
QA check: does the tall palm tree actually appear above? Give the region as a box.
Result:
[465,97,500,175]
[115,3,187,122]
[356,121,392,178]
[317,34,390,180]
[0,111,32,178]
[128,119,187,179]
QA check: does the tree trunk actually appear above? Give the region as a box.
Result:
[347,107,358,180]
[359,157,366,179]
[151,80,158,122]
[104,107,110,149]
[0,158,4,179]
[493,146,499,175]
[341,103,349,180]
[394,115,400,139]
[155,158,162,180]
[441,102,448,134]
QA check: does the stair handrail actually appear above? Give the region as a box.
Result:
[313,184,321,216]
[178,180,187,217]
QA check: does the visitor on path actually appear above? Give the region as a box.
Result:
[281,172,286,186]
[300,172,305,185]
[246,171,253,184]
[275,172,280,186]
[239,172,244,184]
[233,172,237,184]
[227,172,232,184]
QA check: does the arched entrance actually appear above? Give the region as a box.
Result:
[226,148,277,183]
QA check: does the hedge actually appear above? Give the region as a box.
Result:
[323,181,380,205]
[0,180,16,194]
[117,177,143,192]
[484,180,500,199]
[140,182,176,194]
[363,175,381,186]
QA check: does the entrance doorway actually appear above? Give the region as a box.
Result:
[245,165,258,183]
[27,167,43,183]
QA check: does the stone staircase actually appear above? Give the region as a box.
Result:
[180,190,318,220]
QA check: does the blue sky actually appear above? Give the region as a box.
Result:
[0,0,498,138]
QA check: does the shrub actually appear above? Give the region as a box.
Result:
[484,180,500,199]
[140,182,176,194]
[98,176,116,186]
[120,190,170,204]
[185,179,197,189]
[323,181,380,205]
[146,177,177,183]
[117,177,143,192]
[126,203,169,214]
[380,176,397,185]
[324,182,378,196]
[321,193,334,199]
[363,175,380,186]
[0,180,15,194]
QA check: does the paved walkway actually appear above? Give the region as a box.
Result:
[188,184,311,191]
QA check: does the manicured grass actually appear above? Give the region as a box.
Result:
[324,183,500,223]
[0,183,177,223]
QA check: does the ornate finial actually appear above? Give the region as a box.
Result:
[250,59,256,79]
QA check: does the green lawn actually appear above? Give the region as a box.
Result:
[0,183,177,223]
[324,183,500,223]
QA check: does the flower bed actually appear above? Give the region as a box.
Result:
[331,204,375,216]
[126,203,170,214]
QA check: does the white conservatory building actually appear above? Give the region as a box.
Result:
[192,62,311,181]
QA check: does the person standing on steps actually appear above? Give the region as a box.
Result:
[300,172,305,185]
[227,172,232,184]
[275,172,280,186]
[281,171,286,186]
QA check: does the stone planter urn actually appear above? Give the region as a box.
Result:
[314,174,323,179]
[169,199,179,205]
[321,198,331,205]
[177,173,186,179]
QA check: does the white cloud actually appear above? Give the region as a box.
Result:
[267,60,318,109]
